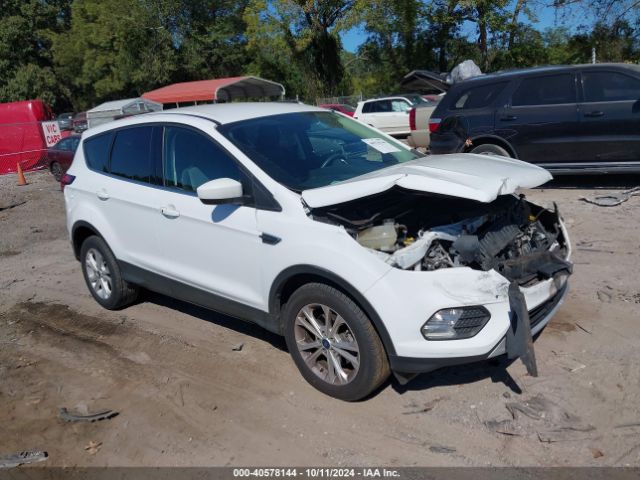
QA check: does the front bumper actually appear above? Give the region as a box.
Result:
[387,280,569,374]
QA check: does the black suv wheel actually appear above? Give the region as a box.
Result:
[470,143,511,157]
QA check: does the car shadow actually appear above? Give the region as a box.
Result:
[538,174,640,190]
[140,290,288,352]
[389,356,523,396]
[139,291,531,400]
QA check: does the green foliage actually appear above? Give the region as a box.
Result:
[53,0,179,110]
[2,0,640,112]
[0,0,72,110]
[177,0,250,80]
[245,0,357,100]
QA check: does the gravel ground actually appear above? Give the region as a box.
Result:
[1,169,640,467]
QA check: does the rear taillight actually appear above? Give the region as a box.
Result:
[428,118,442,134]
[60,173,75,191]
[409,108,416,131]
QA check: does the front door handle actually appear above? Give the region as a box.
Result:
[500,115,517,121]
[584,110,604,117]
[96,189,110,201]
[161,205,180,219]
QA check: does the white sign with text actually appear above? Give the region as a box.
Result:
[41,121,62,147]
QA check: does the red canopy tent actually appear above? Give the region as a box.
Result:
[142,76,285,106]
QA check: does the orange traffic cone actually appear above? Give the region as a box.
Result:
[17,162,27,186]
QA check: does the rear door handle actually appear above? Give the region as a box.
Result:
[584,111,604,117]
[500,115,517,121]
[96,189,110,201]
[161,205,180,219]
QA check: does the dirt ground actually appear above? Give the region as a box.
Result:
[1,169,640,467]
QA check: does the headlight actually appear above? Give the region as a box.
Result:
[421,306,491,340]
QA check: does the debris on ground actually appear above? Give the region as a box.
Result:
[580,186,640,207]
[590,447,604,459]
[552,351,587,373]
[484,419,523,436]
[84,441,102,455]
[0,451,48,469]
[537,425,596,443]
[0,201,27,212]
[232,343,244,351]
[429,445,456,454]
[597,290,612,303]
[506,396,547,421]
[575,323,592,334]
[59,407,118,422]
[502,394,597,443]
[403,396,446,415]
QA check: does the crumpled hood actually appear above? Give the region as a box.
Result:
[301,153,553,208]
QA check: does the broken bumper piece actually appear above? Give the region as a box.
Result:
[388,280,569,379]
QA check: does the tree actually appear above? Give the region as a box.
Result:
[460,0,510,70]
[177,0,250,81]
[0,0,72,110]
[53,0,179,110]
[245,0,357,99]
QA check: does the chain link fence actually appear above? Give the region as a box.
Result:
[315,94,363,106]
[0,121,63,175]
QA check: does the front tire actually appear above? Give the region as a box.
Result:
[470,143,511,157]
[283,283,390,401]
[80,236,139,310]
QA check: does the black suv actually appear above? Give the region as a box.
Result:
[429,63,640,173]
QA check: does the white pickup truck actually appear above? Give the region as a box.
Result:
[407,100,440,149]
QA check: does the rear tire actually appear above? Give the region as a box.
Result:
[50,162,63,181]
[470,143,511,157]
[80,236,139,310]
[283,283,390,401]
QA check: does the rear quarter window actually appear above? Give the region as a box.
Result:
[110,126,155,183]
[450,82,508,110]
[83,133,113,173]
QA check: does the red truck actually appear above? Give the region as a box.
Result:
[0,99,66,175]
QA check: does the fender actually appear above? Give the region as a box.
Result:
[269,265,397,356]
[70,220,103,260]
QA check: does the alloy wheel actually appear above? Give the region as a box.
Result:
[85,248,112,300]
[294,303,360,385]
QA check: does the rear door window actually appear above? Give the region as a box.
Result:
[583,71,640,102]
[512,74,576,106]
[83,133,113,173]
[451,82,507,110]
[391,100,411,112]
[109,126,156,183]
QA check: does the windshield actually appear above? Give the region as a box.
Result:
[218,111,421,191]
[339,104,356,113]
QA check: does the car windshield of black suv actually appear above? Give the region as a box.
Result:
[218,111,421,191]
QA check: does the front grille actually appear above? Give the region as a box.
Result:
[529,283,567,329]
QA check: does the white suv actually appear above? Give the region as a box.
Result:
[64,103,572,400]
[353,95,424,136]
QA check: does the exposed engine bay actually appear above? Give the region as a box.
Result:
[310,188,572,286]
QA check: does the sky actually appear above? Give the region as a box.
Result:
[339,3,585,53]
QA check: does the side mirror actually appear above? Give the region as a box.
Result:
[197,178,245,205]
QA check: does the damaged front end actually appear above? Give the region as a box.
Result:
[310,188,573,377]
[310,188,572,287]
